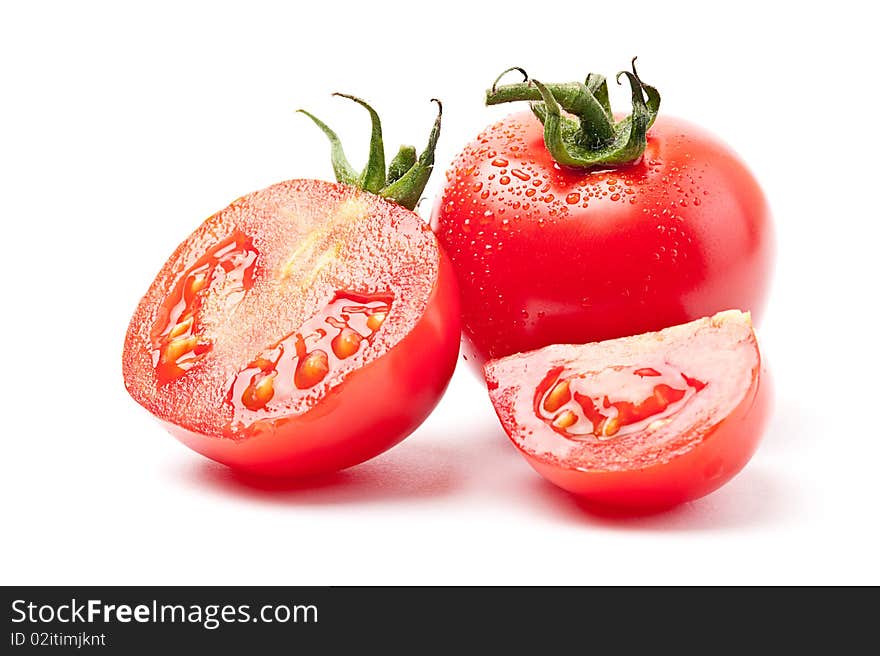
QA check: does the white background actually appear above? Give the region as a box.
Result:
[1,1,877,585]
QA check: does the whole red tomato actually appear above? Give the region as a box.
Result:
[432,64,773,367]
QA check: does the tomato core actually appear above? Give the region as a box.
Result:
[227,291,393,422]
[534,364,707,440]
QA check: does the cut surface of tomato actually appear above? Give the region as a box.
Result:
[484,310,769,508]
[123,179,460,476]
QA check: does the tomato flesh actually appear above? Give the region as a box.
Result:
[123,180,460,476]
[535,364,707,440]
[226,292,393,427]
[151,230,258,383]
[484,310,769,508]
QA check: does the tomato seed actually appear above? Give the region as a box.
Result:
[366,311,387,332]
[168,316,194,339]
[552,410,578,429]
[331,328,363,359]
[543,380,571,413]
[163,336,197,363]
[599,416,621,438]
[294,350,330,389]
[241,372,276,411]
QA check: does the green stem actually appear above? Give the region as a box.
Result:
[489,81,615,146]
[386,146,417,186]
[295,110,357,185]
[485,59,661,169]
[332,93,386,194]
[380,99,442,210]
[298,95,442,211]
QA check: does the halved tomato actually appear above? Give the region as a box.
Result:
[123,179,459,476]
[484,310,769,508]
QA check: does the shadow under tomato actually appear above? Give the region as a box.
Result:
[175,439,466,506]
[516,463,798,532]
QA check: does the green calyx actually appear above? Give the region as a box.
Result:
[485,59,660,169]
[298,94,442,210]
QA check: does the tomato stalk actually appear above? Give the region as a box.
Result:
[485,59,660,168]
[298,95,442,210]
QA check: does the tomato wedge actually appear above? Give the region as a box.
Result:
[484,310,769,508]
[123,179,459,476]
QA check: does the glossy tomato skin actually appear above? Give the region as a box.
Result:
[156,250,460,477]
[523,363,771,509]
[432,111,774,366]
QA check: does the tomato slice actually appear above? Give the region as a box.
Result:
[123,179,460,477]
[484,310,769,508]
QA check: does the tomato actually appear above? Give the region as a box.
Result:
[124,180,459,476]
[123,98,460,476]
[484,310,769,508]
[431,65,773,368]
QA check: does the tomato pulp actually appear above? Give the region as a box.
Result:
[484,311,769,508]
[123,180,460,477]
[432,111,774,367]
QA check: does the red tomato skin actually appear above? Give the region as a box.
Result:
[432,112,774,366]
[523,363,771,509]
[161,252,460,477]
